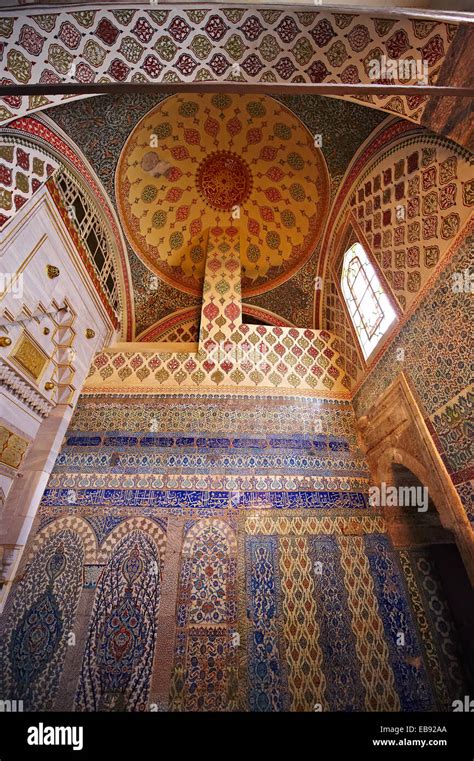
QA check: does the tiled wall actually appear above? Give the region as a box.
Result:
[353,228,473,524]
[0,394,467,711]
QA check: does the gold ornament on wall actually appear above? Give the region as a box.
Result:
[0,425,29,469]
[11,334,48,381]
[46,265,60,279]
[44,381,55,391]
[0,336,12,347]
[85,328,95,339]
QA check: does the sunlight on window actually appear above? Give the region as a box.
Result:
[341,242,396,360]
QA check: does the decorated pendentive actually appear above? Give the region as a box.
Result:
[116,93,330,297]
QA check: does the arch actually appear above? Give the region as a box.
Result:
[30,515,97,565]
[318,117,418,318]
[75,528,161,712]
[0,528,84,710]
[357,373,474,583]
[182,517,237,556]
[377,447,432,492]
[375,445,465,537]
[318,119,473,327]
[98,517,166,565]
[136,305,296,342]
[136,307,200,344]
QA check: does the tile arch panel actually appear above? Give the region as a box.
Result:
[0,527,85,711]
[30,514,98,565]
[75,527,162,711]
[182,517,238,556]
[98,516,167,564]
[319,118,473,326]
[170,516,238,711]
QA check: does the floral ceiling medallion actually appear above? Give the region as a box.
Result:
[196,151,253,212]
[116,93,330,296]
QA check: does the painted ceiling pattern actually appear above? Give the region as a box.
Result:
[47,91,386,336]
[116,92,329,297]
[0,7,458,125]
[0,135,58,227]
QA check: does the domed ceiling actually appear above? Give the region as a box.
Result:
[116,93,330,297]
[47,92,388,338]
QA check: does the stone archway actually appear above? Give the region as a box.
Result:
[377,447,453,525]
[356,373,474,584]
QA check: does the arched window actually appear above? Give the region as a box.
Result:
[341,242,396,359]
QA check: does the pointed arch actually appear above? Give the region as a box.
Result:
[182,517,237,556]
[0,528,84,710]
[75,528,161,712]
[30,515,97,564]
[98,517,166,565]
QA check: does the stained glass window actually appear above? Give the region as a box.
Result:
[341,242,396,359]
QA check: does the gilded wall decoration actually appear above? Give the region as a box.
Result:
[10,333,48,381]
[0,425,29,469]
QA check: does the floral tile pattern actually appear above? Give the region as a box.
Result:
[0,8,458,125]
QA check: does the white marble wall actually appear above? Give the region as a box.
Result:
[0,186,115,610]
